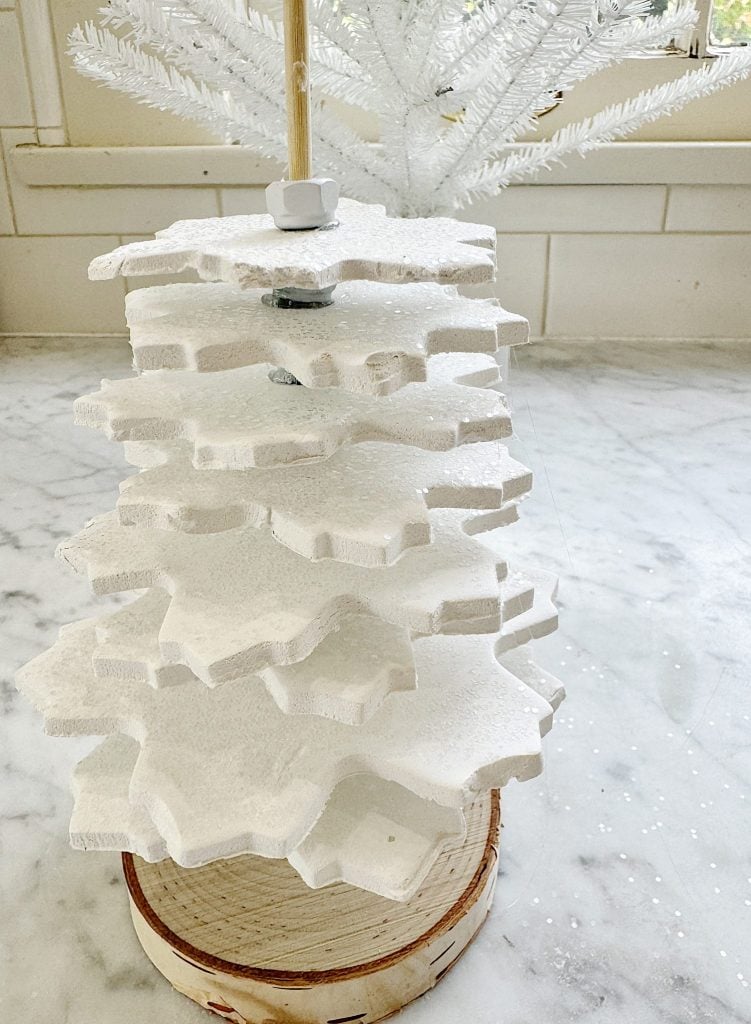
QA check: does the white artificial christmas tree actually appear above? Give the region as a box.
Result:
[18,4,570,1020]
[68,0,751,216]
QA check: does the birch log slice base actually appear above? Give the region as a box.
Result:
[123,791,500,1024]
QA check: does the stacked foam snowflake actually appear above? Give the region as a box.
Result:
[17,199,563,901]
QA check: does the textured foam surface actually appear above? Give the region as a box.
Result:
[498,568,559,652]
[88,199,497,289]
[92,588,196,689]
[70,736,167,863]
[286,776,467,901]
[125,280,527,392]
[70,738,465,901]
[88,556,550,707]
[94,593,417,724]
[116,441,531,567]
[74,358,509,470]
[498,648,566,713]
[18,618,553,866]
[57,510,509,684]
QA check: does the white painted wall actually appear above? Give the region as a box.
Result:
[1,0,750,339]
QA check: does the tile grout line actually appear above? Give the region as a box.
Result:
[0,135,19,234]
[540,234,552,338]
[117,234,135,299]
[11,3,38,134]
[43,0,71,144]
[9,332,751,341]
[4,228,751,238]
[4,218,751,237]
[41,0,68,139]
[0,331,130,338]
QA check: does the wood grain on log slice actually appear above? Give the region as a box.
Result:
[123,791,499,1024]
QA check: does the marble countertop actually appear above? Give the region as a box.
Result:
[1,336,749,1023]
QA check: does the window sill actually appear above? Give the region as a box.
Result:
[11,141,751,189]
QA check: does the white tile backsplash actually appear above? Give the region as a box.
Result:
[16,0,63,129]
[0,11,33,126]
[3,130,221,234]
[496,234,549,337]
[35,127,66,146]
[0,235,126,333]
[666,185,751,232]
[0,149,14,233]
[471,185,667,233]
[220,187,273,216]
[546,233,751,338]
[463,234,548,336]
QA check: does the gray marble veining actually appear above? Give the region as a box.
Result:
[1,336,749,1023]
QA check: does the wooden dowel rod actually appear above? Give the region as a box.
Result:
[283,0,312,181]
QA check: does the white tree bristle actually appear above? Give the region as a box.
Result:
[67,0,751,215]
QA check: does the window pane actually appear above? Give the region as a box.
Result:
[711,0,751,45]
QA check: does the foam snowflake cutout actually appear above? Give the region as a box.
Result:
[88,199,496,289]
[71,739,467,902]
[94,592,417,724]
[286,775,467,901]
[89,554,549,722]
[498,568,559,652]
[18,617,555,867]
[126,280,526,393]
[116,441,531,567]
[57,509,512,683]
[75,357,509,470]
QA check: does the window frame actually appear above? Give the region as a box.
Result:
[670,0,750,59]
